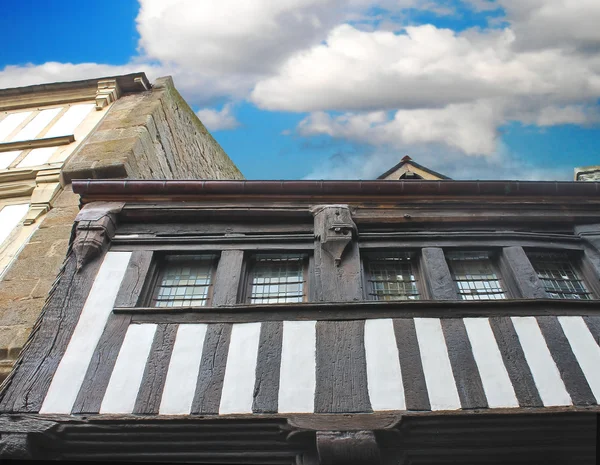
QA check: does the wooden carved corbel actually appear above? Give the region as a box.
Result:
[311,205,357,266]
[317,431,381,465]
[73,202,124,271]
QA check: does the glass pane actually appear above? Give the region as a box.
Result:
[447,251,505,300]
[528,252,591,300]
[152,255,216,307]
[367,251,420,300]
[249,254,305,304]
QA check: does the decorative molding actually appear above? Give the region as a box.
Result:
[23,169,62,225]
[72,202,124,270]
[95,79,121,110]
[0,180,36,200]
[0,135,75,153]
[316,431,381,465]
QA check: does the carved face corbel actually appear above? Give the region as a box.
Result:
[311,205,358,266]
[72,202,124,271]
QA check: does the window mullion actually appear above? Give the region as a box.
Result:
[420,247,459,300]
[500,246,548,299]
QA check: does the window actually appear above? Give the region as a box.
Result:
[527,251,592,300]
[446,250,506,300]
[365,251,421,300]
[151,255,217,307]
[246,253,307,304]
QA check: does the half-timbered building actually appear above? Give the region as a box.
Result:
[1,176,600,463]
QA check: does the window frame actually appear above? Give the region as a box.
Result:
[525,249,599,300]
[143,253,219,308]
[241,252,310,305]
[444,248,512,301]
[361,249,426,301]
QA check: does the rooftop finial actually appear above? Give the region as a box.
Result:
[401,155,412,162]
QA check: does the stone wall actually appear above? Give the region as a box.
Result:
[62,76,243,182]
[0,76,243,381]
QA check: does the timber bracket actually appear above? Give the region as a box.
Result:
[311,205,357,266]
[73,202,124,270]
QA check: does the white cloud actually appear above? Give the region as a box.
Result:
[196,103,240,131]
[251,23,600,113]
[298,100,503,155]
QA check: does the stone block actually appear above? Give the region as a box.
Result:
[0,297,44,327]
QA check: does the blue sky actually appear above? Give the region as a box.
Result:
[1,0,599,180]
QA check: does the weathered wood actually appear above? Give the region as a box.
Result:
[392,318,430,411]
[536,316,596,406]
[72,314,132,414]
[361,238,585,251]
[314,321,371,414]
[110,242,312,252]
[212,250,244,306]
[489,317,543,407]
[133,324,178,414]
[316,430,381,465]
[500,246,548,299]
[191,323,232,414]
[252,321,283,413]
[121,298,600,324]
[312,205,363,302]
[114,250,154,307]
[440,319,488,409]
[117,222,314,236]
[420,248,458,300]
[0,253,103,413]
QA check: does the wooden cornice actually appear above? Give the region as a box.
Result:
[0,135,74,153]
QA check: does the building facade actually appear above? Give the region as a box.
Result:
[0,74,243,381]
[0,178,599,463]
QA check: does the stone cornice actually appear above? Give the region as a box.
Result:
[0,135,75,153]
[0,73,151,112]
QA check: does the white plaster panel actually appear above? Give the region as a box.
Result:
[11,107,61,141]
[17,147,58,168]
[0,204,29,247]
[45,104,95,137]
[100,324,157,414]
[0,150,22,169]
[159,324,208,415]
[364,318,406,411]
[0,111,31,141]
[40,251,132,414]
[219,322,262,414]
[558,316,600,402]
[278,320,316,413]
[511,316,572,406]
[464,318,519,408]
[414,318,461,411]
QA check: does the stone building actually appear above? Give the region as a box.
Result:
[0,173,599,462]
[0,73,243,381]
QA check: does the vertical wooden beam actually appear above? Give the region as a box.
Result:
[420,247,458,300]
[212,250,244,306]
[500,246,548,299]
[114,250,154,307]
[311,205,362,302]
[311,205,370,413]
